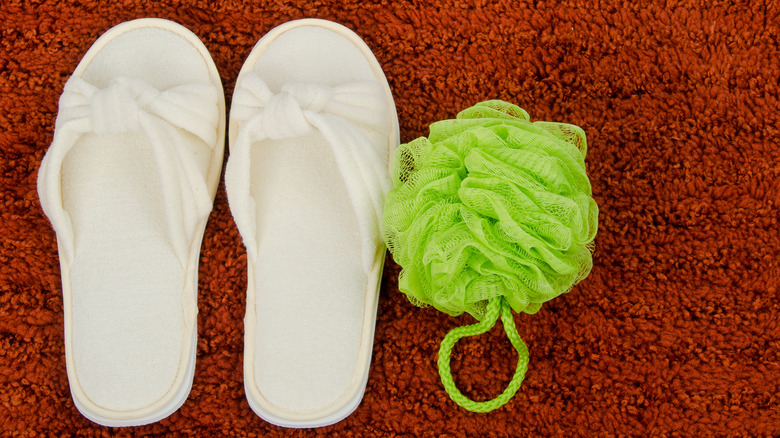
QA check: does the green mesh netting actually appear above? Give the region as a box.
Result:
[382,100,598,412]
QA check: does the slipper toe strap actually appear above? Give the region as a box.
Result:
[227,72,392,272]
[38,75,220,264]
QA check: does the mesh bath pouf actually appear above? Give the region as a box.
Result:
[382,100,598,412]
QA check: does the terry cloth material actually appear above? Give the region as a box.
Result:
[36,18,225,427]
[226,19,396,426]
[2,1,779,436]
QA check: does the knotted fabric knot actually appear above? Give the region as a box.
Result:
[57,75,219,146]
[90,77,160,133]
[231,71,390,141]
[282,82,334,113]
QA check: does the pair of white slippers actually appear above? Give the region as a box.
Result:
[37,18,398,428]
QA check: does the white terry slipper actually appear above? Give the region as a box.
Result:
[37,19,225,427]
[225,19,398,427]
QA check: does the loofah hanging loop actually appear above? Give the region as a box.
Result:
[382,100,598,412]
[437,296,529,412]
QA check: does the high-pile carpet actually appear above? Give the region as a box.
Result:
[1,0,778,436]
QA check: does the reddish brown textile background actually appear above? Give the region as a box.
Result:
[1,0,779,436]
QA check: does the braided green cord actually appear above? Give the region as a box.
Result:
[437,296,529,412]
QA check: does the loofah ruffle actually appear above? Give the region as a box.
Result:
[383,100,598,320]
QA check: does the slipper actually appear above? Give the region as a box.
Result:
[225,19,398,427]
[37,18,225,426]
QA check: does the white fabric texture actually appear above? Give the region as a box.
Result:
[228,72,391,271]
[40,76,218,264]
[225,21,397,423]
[37,20,223,421]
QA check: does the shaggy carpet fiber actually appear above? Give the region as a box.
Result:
[1,0,779,436]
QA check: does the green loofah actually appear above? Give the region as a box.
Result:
[382,100,598,412]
